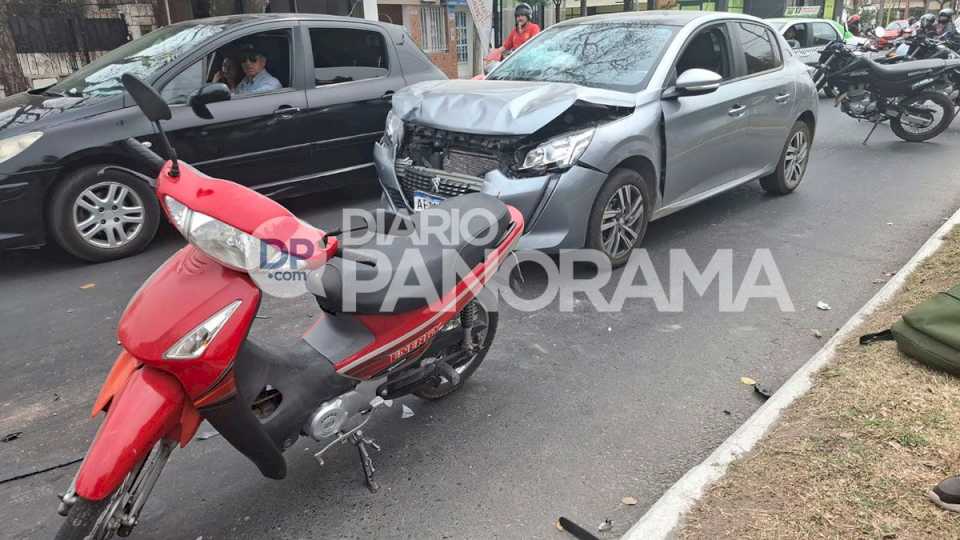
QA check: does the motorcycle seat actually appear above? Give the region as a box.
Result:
[869,58,953,79]
[309,193,511,314]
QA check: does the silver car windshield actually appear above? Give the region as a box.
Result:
[47,23,227,98]
[488,23,677,92]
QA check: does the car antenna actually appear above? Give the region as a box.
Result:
[155,119,180,177]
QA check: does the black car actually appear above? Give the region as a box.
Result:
[0,14,444,261]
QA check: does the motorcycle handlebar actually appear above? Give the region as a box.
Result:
[120,137,165,177]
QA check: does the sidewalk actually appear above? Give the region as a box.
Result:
[676,226,960,538]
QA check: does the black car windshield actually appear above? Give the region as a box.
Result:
[47,23,227,98]
[487,23,677,92]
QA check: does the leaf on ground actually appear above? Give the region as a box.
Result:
[741,376,757,386]
[80,283,96,290]
[598,519,613,532]
[1,431,22,442]
[817,301,832,311]
[622,496,638,505]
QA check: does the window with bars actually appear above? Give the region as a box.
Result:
[420,6,448,52]
[455,11,468,63]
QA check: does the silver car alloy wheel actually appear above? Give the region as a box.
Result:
[600,184,644,260]
[783,130,809,189]
[73,181,146,249]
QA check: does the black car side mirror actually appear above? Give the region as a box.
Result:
[189,83,231,119]
[121,73,171,122]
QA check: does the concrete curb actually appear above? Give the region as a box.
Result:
[622,207,960,540]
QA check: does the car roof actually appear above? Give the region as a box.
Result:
[167,13,402,32]
[554,9,766,28]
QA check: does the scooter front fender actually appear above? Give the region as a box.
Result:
[75,367,189,500]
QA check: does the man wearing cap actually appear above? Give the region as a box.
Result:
[235,45,281,95]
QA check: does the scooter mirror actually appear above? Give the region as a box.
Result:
[121,73,171,123]
[189,83,231,120]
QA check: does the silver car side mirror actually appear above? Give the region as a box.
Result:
[674,68,723,97]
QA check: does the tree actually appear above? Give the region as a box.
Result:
[0,1,32,95]
[581,0,587,17]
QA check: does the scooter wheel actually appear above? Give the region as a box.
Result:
[414,305,498,400]
[55,496,113,540]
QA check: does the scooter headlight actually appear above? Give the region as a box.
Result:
[164,300,241,360]
[163,196,303,273]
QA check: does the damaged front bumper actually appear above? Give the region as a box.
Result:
[373,140,608,252]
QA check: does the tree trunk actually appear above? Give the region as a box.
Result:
[192,0,212,18]
[580,0,587,17]
[624,0,633,11]
[0,9,28,96]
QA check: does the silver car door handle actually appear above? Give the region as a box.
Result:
[775,93,792,103]
[273,106,301,118]
[728,104,746,117]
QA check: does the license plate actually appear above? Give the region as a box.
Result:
[413,190,444,211]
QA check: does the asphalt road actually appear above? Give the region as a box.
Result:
[3,102,960,540]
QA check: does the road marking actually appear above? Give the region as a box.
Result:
[622,206,960,540]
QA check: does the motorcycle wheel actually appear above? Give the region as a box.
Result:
[890,91,956,142]
[414,300,497,400]
[55,495,117,540]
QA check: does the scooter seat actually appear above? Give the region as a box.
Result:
[869,58,953,79]
[309,193,511,314]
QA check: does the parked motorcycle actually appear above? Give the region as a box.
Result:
[813,40,960,144]
[54,74,525,540]
[881,33,960,108]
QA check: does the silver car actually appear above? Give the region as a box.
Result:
[375,11,818,265]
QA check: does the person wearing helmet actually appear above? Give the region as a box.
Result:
[847,14,862,37]
[937,8,957,38]
[920,12,940,36]
[503,3,541,52]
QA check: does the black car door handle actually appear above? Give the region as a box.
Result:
[728,104,747,117]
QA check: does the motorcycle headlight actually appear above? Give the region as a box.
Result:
[163,196,304,273]
[520,128,595,172]
[0,132,43,164]
[384,109,404,147]
[164,300,241,360]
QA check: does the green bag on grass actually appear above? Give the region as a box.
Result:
[861,284,960,376]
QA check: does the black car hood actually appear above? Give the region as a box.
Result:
[391,79,638,135]
[0,91,121,137]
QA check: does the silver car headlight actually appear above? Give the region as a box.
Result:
[0,132,43,164]
[384,109,404,147]
[163,195,304,273]
[520,128,595,171]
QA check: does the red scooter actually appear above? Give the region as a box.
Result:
[55,74,523,539]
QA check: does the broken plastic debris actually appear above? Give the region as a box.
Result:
[740,376,757,386]
[369,396,394,408]
[872,278,886,284]
[753,384,773,400]
[80,283,96,290]
[196,429,220,441]
[597,519,613,532]
[531,343,549,355]
[1,431,22,443]
[401,404,415,419]
[607,327,612,332]
[812,329,823,339]
[621,496,638,506]
[556,517,598,540]
[817,301,831,311]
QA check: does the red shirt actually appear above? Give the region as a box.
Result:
[504,23,541,51]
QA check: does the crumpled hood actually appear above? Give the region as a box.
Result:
[391,79,638,135]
